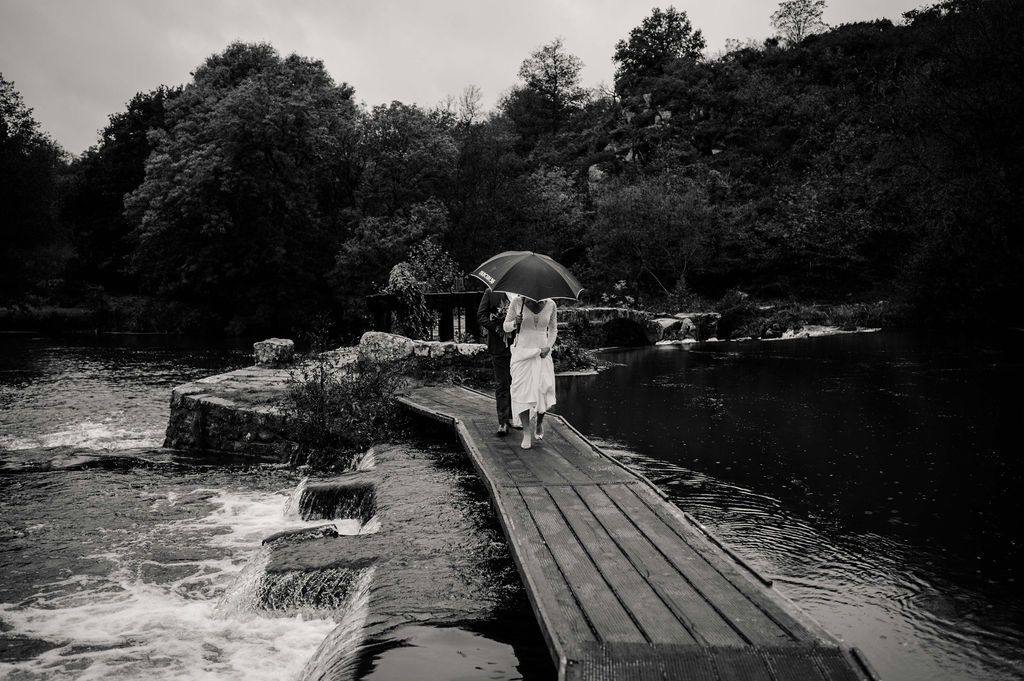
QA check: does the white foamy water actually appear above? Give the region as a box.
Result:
[281,477,376,535]
[0,416,164,452]
[0,488,345,681]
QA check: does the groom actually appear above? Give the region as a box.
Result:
[476,289,520,435]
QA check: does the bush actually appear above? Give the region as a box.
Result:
[553,328,599,372]
[286,352,408,471]
[714,289,757,339]
[381,262,432,339]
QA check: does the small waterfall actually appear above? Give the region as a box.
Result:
[207,462,385,678]
[355,447,376,471]
[284,477,310,519]
[214,545,273,618]
[216,475,378,622]
[296,567,375,681]
[256,562,376,619]
[297,479,377,525]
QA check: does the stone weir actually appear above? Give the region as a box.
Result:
[163,334,488,461]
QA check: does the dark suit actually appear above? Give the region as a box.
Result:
[477,290,514,426]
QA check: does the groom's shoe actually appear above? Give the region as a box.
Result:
[496,423,508,436]
[507,419,523,431]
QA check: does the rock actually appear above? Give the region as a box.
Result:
[432,341,458,357]
[358,331,415,362]
[262,524,340,546]
[413,341,438,357]
[254,338,295,366]
[456,343,486,357]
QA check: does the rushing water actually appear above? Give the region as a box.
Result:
[1,331,1022,680]
[0,334,547,681]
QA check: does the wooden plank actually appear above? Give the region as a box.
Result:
[602,483,798,646]
[501,490,597,656]
[546,485,697,644]
[552,414,672,496]
[460,419,537,486]
[535,426,638,484]
[394,394,455,425]
[711,647,774,681]
[575,484,748,647]
[520,486,645,643]
[625,482,829,644]
[510,441,577,485]
[762,647,830,681]
[454,419,593,676]
[575,642,717,681]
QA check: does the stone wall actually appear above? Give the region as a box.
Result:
[559,307,720,345]
[163,333,488,461]
[163,365,299,461]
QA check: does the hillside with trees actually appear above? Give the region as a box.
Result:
[1,0,1021,337]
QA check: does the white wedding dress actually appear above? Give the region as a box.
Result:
[503,298,557,417]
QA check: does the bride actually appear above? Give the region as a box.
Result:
[503,295,557,449]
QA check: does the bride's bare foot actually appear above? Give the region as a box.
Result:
[518,410,533,449]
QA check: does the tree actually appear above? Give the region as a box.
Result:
[771,0,829,46]
[64,86,179,292]
[613,7,706,95]
[895,0,1024,324]
[585,172,715,301]
[458,85,484,125]
[330,198,451,315]
[446,114,525,267]
[518,38,588,115]
[0,74,67,304]
[512,165,588,264]
[123,43,361,333]
[503,38,588,143]
[357,101,458,216]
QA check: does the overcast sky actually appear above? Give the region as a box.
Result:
[1,0,926,156]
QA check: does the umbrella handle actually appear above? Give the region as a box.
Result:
[512,297,524,347]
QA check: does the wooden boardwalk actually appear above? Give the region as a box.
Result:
[397,385,876,681]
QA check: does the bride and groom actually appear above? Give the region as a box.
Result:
[477,290,558,450]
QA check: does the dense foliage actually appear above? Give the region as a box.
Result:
[2,0,1021,335]
[0,74,67,305]
[122,43,361,333]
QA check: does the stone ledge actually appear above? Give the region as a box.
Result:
[164,333,485,461]
[357,331,486,362]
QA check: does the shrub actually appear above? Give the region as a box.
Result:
[381,262,432,340]
[286,351,408,471]
[553,328,599,372]
[715,289,757,339]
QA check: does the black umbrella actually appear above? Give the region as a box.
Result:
[470,250,584,301]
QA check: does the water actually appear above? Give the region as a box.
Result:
[556,331,1024,681]
[2,331,1022,680]
[0,334,548,680]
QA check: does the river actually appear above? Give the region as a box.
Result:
[0,331,1021,680]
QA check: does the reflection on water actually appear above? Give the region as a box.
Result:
[556,332,1024,681]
